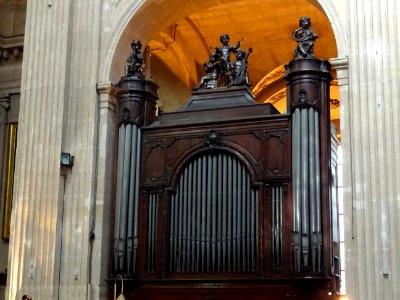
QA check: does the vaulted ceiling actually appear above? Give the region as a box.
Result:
[146,0,338,112]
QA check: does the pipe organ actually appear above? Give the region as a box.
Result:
[111,27,340,300]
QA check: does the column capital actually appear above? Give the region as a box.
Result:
[329,56,349,86]
[96,81,117,112]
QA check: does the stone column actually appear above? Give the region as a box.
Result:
[347,1,400,299]
[7,1,104,299]
[91,82,117,300]
[6,1,72,299]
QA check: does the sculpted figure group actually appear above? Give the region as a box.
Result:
[195,33,252,90]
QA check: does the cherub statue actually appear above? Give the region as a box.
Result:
[292,16,318,58]
[216,33,242,86]
[229,47,252,86]
[194,52,220,90]
[124,39,145,78]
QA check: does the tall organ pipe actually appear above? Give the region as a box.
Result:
[292,109,301,272]
[114,68,158,275]
[286,55,331,274]
[168,152,258,273]
[114,125,126,270]
[113,124,142,273]
[127,125,138,273]
[300,108,310,268]
[314,110,322,271]
[292,106,321,272]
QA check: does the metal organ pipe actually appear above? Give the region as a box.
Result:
[272,185,283,270]
[314,110,322,271]
[291,106,322,273]
[127,125,138,273]
[292,109,301,272]
[113,124,142,273]
[114,125,126,271]
[168,152,258,273]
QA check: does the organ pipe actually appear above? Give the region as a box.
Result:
[114,124,142,273]
[292,106,321,272]
[286,56,332,274]
[168,152,258,273]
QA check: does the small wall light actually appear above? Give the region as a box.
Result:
[60,152,74,167]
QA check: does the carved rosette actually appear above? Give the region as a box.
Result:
[204,130,224,147]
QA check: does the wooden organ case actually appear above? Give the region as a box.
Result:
[112,29,340,300]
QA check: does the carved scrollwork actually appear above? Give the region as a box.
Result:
[144,139,166,150]
[165,137,180,148]
[251,131,264,141]
[254,159,265,175]
[144,177,168,185]
[264,128,289,141]
[165,166,173,182]
[265,169,291,177]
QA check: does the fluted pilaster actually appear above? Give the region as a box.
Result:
[92,82,117,300]
[6,1,72,299]
[7,1,104,299]
[57,1,103,300]
[346,0,400,299]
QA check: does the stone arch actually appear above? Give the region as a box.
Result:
[99,0,347,84]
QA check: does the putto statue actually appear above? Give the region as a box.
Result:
[196,52,220,89]
[229,47,252,86]
[216,33,242,86]
[195,33,252,90]
[125,39,145,78]
[292,16,318,59]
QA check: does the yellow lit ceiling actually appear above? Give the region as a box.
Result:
[143,0,339,133]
